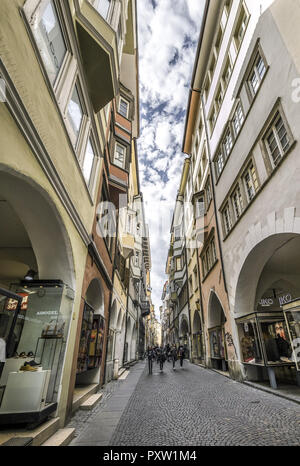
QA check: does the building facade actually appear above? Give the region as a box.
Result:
[0,0,151,442]
[165,0,300,388]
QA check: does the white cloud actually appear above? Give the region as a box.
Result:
[137,0,205,319]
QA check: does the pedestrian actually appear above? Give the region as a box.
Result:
[171,345,177,369]
[179,345,185,367]
[166,344,171,362]
[147,346,154,374]
[157,348,166,371]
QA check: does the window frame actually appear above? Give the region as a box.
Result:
[113,141,127,169]
[264,111,290,169]
[118,96,129,119]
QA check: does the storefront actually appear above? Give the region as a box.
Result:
[0,281,73,427]
[282,298,300,383]
[208,325,228,371]
[236,310,299,389]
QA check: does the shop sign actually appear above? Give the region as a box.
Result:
[259,294,292,307]
[5,293,28,311]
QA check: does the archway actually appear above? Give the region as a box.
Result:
[0,168,75,420]
[234,234,300,387]
[179,316,189,358]
[207,291,227,371]
[125,317,132,363]
[76,278,105,385]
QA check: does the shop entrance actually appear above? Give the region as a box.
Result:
[192,310,204,363]
[179,316,190,359]
[0,169,75,426]
[76,279,105,386]
[208,292,228,372]
[235,233,300,388]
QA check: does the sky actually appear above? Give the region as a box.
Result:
[136,0,206,319]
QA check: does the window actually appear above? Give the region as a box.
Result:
[234,5,248,50]
[216,150,224,177]
[67,84,84,146]
[222,57,232,88]
[223,204,232,235]
[205,178,212,207]
[223,127,233,157]
[232,102,244,136]
[29,0,67,86]
[93,0,111,20]
[134,251,140,267]
[264,112,290,168]
[231,184,244,220]
[176,257,182,271]
[119,98,129,118]
[82,138,96,186]
[193,267,198,290]
[114,142,126,168]
[243,163,259,201]
[202,237,217,277]
[195,196,205,219]
[248,53,266,97]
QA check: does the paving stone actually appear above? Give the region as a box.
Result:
[67,360,300,446]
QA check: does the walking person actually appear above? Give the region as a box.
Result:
[171,345,177,369]
[157,347,166,371]
[179,345,185,367]
[147,346,154,374]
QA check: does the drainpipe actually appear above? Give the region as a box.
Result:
[201,94,228,294]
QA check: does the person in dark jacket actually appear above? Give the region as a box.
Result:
[147,346,154,374]
[157,348,166,371]
[178,345,185,367]
[171,345,178,369]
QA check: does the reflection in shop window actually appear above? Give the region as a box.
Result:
[260,320,292,364]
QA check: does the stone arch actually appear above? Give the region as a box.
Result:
[234,233,300,317]
[85,278,104,316]
[192,310,201,334]
[207,291,226,329]
[0,165,75,288]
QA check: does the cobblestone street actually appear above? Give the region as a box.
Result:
[70,361,300,446]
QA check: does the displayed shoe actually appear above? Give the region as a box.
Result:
[27,360,40,367]
[19,352,26,358]
[27,351,34,358]
[19,362,38,372]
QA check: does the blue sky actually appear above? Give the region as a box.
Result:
[137,0,206,318]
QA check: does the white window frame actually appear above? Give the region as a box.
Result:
[243,162,258,202]
[232,102,244,137]
[264,112,290,169]
[231,184,244,220]
[119,97,129,118]
[114,142,126,169]
[223,204,232,235]
[248,52,267,98]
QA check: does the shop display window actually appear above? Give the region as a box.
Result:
[0,282,73,414]
[260,320,292,364]
[284,308,300,371]
[77,303,105,374]
[237,319,263,364]
[209,327,226,359]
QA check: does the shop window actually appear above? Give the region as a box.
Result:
[260,320,292,364]
[209,328,226,360]
[205,178,212,207]
[114,142,126,169]
[26,0,67,86]
[284,308,300,371]
[237,320,263,364]
[176,257,182,272]
[77,303,105,373]
[0,283,73,414]
[264,111,290,168]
